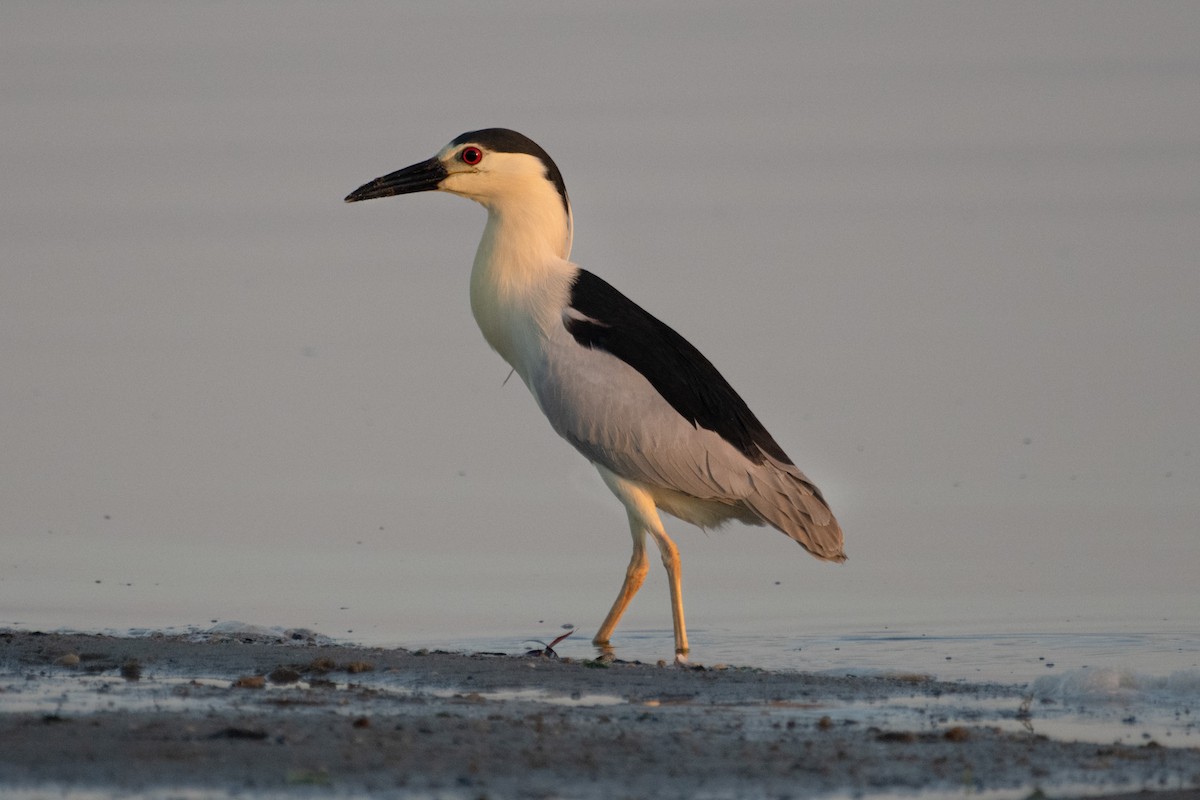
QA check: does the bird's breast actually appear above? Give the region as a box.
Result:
[468,252,575,382]
[469,283,534,372]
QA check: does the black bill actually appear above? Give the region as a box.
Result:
[344,157,448,203]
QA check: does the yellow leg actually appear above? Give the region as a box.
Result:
[646,519,689,659]
[594,466,690,660]
[593,520,647,647]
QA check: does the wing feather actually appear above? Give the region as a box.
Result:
[533,269,845,562]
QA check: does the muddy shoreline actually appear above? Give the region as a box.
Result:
[1,630,1197,798]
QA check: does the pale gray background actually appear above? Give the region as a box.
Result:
[3,2,1196,672]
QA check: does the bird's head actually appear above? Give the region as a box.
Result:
[346,128,573,259]
[346,128,570,217]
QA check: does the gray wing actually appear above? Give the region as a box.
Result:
[531,300,845,563]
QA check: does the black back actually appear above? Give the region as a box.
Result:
[565,269,792,466]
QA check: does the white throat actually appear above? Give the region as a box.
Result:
[467,190,575,376]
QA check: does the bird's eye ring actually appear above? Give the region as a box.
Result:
[460,147,483,165]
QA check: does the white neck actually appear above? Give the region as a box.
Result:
[468,191,575,374]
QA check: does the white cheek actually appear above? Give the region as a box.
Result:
[440,169,466,187]
[439,170,481,199]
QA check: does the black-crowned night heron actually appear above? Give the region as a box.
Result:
[346,128,845,662]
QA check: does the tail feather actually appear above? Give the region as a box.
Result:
[744,457,846,563]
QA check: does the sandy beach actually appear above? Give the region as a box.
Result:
[1,629,1196,799]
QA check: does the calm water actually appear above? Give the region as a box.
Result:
[2,0,1197,744]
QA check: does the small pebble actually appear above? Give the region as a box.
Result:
[307,657,337,674]
[232,675,266,689]
[268,667,302,685]
[943,726,970,742]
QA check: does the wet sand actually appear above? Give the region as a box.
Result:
[1,630,1197,799]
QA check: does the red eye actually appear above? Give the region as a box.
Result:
[460,146,483,165]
